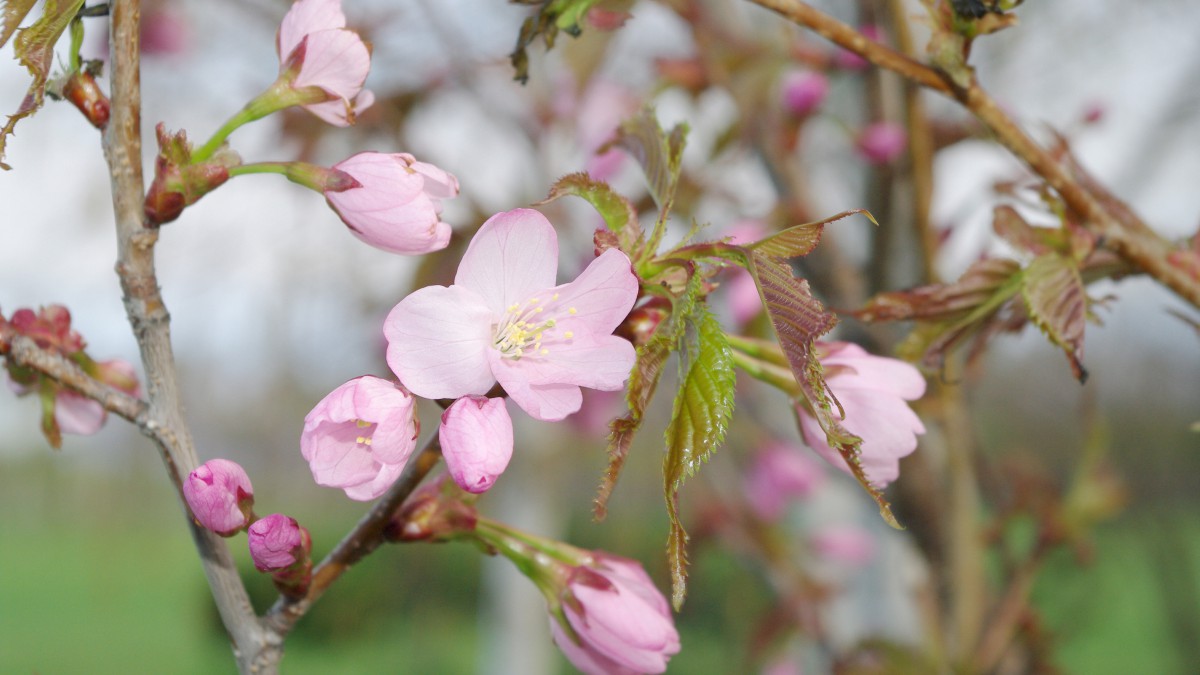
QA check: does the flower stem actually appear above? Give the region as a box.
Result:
[228,161,327,192]
[730,349,801,397]
[726,333,790,368]
[191,80,317,164]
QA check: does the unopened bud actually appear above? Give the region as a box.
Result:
[63,71,110,130]
[183,459,255,536]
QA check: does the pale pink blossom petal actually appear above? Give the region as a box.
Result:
[810,524,876,566]
[325,152,457,254]
[55,389,106,436]
[454,208,559,312]
[545,248,641,335]
[408,156,460,200]
[439,396,514,493]
[301,376,418,500]
[553,554,680,674]
[183,459,255,536]
[490,355,584,422]
[797,341,925,486]
[278,0,346,58]
[384,285,495,400]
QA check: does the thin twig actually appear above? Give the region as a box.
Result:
[102,2,267,672]
[263,436,443,637]
[4,335,146,423]
[745,0,1200,309]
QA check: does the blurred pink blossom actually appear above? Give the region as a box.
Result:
[781,70,829,117]
[277,0,374,126]
[809,524,876,567]
[140,5,190,56]
[183,459,255,536]
[94,358,142,397]
[855,122,908,165]
[439,396,513,494]
[796,342,925,486]
[577,79,639,181]
[385,208,638,421]
[301,376,418,501]
[550,553,681,675]
[248,513,311,572]
[54,390,108,436]
[744,441,826,520]
[325,152,459,255]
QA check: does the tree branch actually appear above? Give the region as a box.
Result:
[102,2,267,672]
[263,437,443,639]
[745,0,1200,309]
[4,335,146,423]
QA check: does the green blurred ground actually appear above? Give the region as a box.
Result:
[1,454,1198,674]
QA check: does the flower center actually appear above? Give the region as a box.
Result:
[354,418,375,446]
[492,294,577,360]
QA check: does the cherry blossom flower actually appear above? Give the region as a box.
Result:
[796,342,925,486]
[324,152,459,255]
[384,208,639,422]
[550,553,681,675]
[809,524,876,567]
[855,122,907,165]
[277,0,374,126]
[183,459,255,536]
[743,440,826,520]
[301,376,418,501]
[439,396,513,494]
[54,390,108,436]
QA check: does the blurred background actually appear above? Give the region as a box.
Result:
[1,0,1198,672]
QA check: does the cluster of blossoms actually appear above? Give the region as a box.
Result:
[1,305,140,445]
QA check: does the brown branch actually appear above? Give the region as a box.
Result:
[102,2,267,672]
[745,0,1200,309]
[4,335,147,423]
[263,437,443,638]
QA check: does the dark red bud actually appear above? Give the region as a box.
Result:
[63,72,111,129]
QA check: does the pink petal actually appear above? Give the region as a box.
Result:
[384,285,496,400]
[292,29,370,105]
[549,618,640,675]
[490,351,584,422]
[404,154,460,200]
[302,419,384,487]
[508,333,636,392]
[342,460,406,501]
[439,396,513,493]
[55,389,106,435]
[303,89,374,127]
[543,248,639,336]
[278,0,346,59]
[455,209,559,313]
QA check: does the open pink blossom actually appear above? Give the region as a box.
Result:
[277,0,374,126]
[183,459,255,536]
[301,376,418,501]
[744,440,826,520]
[54,390,108,436]
[797,342,925,486]
[384,208,638,422]
[248,513,311,572]
[439,396,513,494]
[324,152,458,255]
[551,553,681,675]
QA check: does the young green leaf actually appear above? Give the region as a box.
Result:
[1021,253,1088,382]
[611,107,687,214]
[749,209,875,260]
[539,172,642,248]
[1,0,38,49]
[509,0,602,84]
[0,0,86,169]
[662,303,736,609]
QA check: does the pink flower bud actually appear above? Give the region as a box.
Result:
[183,459,255,536]
[9,305,85,353]
[301,376,418,501]
[796,342,925,486]
[552,553,681,675]
[744,441,826,520]
[439,396,513,494]
[855,122,907,165]
[248,513,311,572]
[277,0,374,126]
[141,6,190,57]
[324,152,459,255]
[780,70,829,117]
